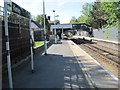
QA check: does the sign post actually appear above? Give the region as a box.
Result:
[4,0,13,88]
[54,29,57,43]
[62,27,64,40]
[29,15,34,73]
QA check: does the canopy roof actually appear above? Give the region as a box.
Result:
[51,23,91,30]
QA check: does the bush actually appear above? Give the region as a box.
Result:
[66,32,73,37]
[105,28,109,39]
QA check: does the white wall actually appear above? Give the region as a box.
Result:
[93,27,118,41]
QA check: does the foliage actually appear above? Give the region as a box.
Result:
[105,28,109,39]
[71,1,120,29]
[78,15,86,23]
[34,15,43,25]
[66,32,73,37]
[34,14,50,30]
[100,2,120,28]
[75,3,93,25]
[55,19,60,24]
[90,2,107,28]
[70,16,78,23]
[80,3,93,24]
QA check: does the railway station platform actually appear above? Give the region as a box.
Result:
[3,40,119,89]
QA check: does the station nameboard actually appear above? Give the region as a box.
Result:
[7,0,30,18]
[12,2,30,18]
[51,24,72,29]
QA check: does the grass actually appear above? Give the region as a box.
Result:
[34,41,44,48]
[34,41,48,48]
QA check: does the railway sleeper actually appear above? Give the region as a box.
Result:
[89,44,119,57]
[82,45,119,67]
[85,44,119,64]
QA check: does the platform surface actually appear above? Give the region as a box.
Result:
[3,40,119,89]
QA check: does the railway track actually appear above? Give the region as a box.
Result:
[83,44,119,65]
[71,38,120,78]
[71,38,120,79]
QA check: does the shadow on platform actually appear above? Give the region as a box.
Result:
[3,52,91,88]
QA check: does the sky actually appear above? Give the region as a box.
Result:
[0,0,96,24]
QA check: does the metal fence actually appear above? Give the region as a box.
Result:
[1,5,31,70]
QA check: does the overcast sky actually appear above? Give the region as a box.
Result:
[0,0,95,23]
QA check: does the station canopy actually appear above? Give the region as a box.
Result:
[51,23,91,31]
[51,24,72,30]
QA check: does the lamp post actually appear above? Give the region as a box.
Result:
[43,0,47,55]
[53,10,56,43]
[53,10,55,25]
[53,10,57,43]
[53,10,59,24]
[53,10,59,43]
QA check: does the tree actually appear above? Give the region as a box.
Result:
[55,19,60,24]
[78,3,93,24]
[78,15,86,23]
[90,2,107,28]
[34,15,42,24]
[70,1,119,29]
[79,1,119,29]
[34,14,50,30]
[100,2,120,27]
[89,1,119,28]
[70,16,78,23]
